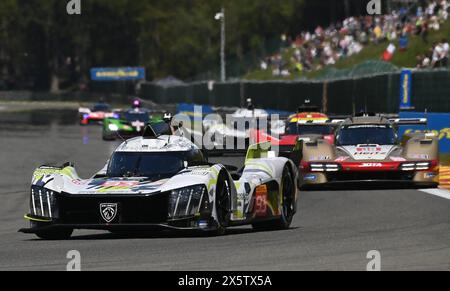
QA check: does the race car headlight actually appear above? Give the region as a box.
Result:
[169,185,206,219]
[400,162,432,171]
[30,186,57,218]
[108,124,119,131]
[310,163,340,172]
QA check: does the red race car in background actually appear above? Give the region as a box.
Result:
[78,102,119,125]
[252,110,337,158]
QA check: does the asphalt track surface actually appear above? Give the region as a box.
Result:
[0,110,449,271]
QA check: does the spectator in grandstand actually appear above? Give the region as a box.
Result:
[424,52,432,68]
[421,17,429,43]
[441,38,449,67]
[258,1,448,77]
[399,33,409,51]
[432,41,445,67]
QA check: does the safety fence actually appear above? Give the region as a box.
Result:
[140,69,450,115]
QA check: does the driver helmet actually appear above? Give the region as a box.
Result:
[246,98,254,111]
[132,98,141,109]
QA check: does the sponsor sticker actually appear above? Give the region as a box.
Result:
[356,147,382,152]
[304,174,317,181]
[390,157,407,162]
[103,181,139,187]
[335,156,349,162]
[310,155,330,161]
[410,154,430,159]
[425,172,437,179]
[359,163,383,168]
[255,185,268,217]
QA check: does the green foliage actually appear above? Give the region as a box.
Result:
[0,0,305,91]
[442,154,450,166]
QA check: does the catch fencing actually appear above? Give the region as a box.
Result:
[140,69,450,114]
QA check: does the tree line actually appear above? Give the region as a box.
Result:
[0,0,377,92]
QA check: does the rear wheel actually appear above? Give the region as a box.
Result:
[102,131,116,141]
[252,165,296,231]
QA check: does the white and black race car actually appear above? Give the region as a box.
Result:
[20,127,299,239]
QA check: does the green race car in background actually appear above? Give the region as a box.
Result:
[102,109,163,140]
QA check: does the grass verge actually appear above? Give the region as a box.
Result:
[440,154,450,166]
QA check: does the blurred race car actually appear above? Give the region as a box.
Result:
[201,100,286,154]
[103,108,154,140]
[299,114,440,188]
[78,101,118,125]
[252,110,337,158]
[102,99,164,140]
[19,127,299,239]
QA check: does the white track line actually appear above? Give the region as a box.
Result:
[420,188,450,200]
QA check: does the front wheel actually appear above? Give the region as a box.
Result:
[213,171,232,235]
[252,165,296,231]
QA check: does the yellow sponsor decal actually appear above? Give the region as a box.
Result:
[403,74,409,104]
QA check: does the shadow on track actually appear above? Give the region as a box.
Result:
[23,227,300,241]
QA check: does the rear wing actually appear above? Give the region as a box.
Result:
[296,118,346,126]
[245,140,303,165]
[245,142,272,161]
[389,118,427,126]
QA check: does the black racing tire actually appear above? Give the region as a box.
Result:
[252,165,296,231]
[213,171,232,236]
[31,221,73,240]
[102,132,116,141]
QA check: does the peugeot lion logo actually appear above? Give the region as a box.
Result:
[100,203,118,223]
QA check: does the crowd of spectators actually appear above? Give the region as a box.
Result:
[416,39,449,68]
[260,1,450,77]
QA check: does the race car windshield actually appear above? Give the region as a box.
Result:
[93,103,110,112]
[107,151,205,179]
[285,123,333,135]
[336,125,397,146]
[121,111,149,123]
[150,121,172,136]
